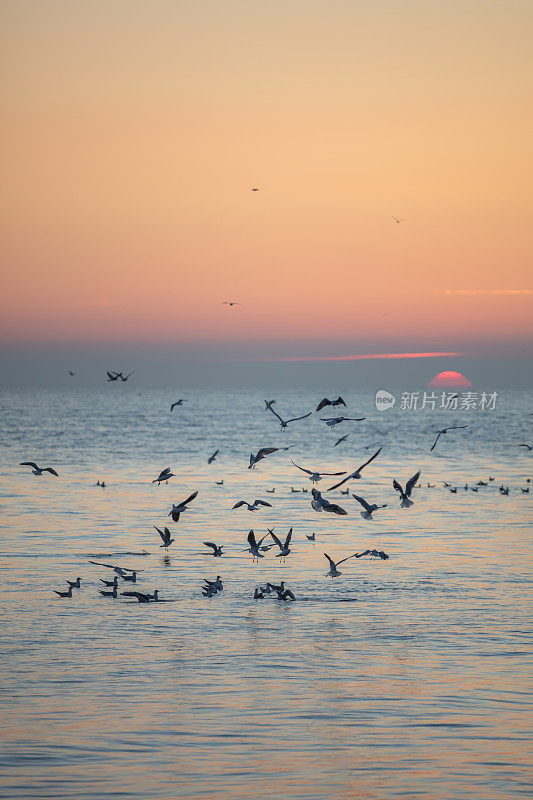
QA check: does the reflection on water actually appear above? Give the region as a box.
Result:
[0,388,532,799]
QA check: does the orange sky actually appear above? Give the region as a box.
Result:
[1,1,532,350]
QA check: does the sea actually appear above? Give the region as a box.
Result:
[0,387,532,799]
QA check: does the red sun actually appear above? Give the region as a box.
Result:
[428,370,472,388]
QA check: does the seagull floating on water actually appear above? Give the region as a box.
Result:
[393,471,421,508]
[430,425,469,452]
[122,589,159,602]
[53,585,72,598]
[203,542,223,556]
[311,488,347,515]
[99,586,117,598]
[327,447,382,491]
[100,576,118,588]
[67,577,81,589]
[20,461,58,477]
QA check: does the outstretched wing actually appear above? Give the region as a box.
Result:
[334,396,347,407]
[154,526,166,542]
[430,431,443,451]
[20,462,39,469]
[203,542,218,552]
[291,460,313,476]
[247,530,258,547]
[181,491,198,507]
[405,470,421,497]
[323,501,348,515]
[392,479,403,493]
[254,499,272,507]
[286,412,312,423]
[323,553,336,569]
[233,501,247,509]
[316,398,332,412]
[269,530,283,549]
[284,527,293,548]
[356,446,382,473]
[256,447,279,460]
[352,494,373,513]
[266,405,285,424]
[336,552,359,566]
[43,467,58,476]
[448,424,469,431]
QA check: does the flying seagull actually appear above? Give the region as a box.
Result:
[327,447,382,491]
[392,216,405,224]
[207,449,219,464]
[334,433,350,447]
[324,552,359,577]
[20,462,58,477]
[266,404,312,430]
[107,371,121,381]
[203,542,223,556]
[152,467,175,485]
[170,400,187,411]
[393,470,421,508]
[352,494,387,520]
[291,459,346,484]
[168,491,198,521]
[119,371,134,381]
[355,549,389,560]
[88,561,141,576]
[68,370,75,376]
[311,488,347,515]
[154,526,175,550]
[430,425,469,452]
[222,301,240,306]
[316,396,347,412]
[232,499,272,511]
[269,527,293,561]
[268,581,296,601]
[246,530,267,561]
[320,416,366,427]
[249,446,289,469]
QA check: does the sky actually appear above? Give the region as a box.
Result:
[1,1,532,386]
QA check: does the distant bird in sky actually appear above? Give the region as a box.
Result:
[170,399,187,411]
[250,187,260,191]
[68,370,75,376]
[118,371,134,381]
[311,488,347,515]
[430,425,469,452]
[326,447,382,491]
[352,494,387,520]
[334,433,350,447]
[168,491,198,521]
[232,499,272,511]
[154,526,175,550]
[290,459,346,484]
[20,461,58,477]
[392,216,405,224]
[320,416,366,427]
[316,396,346,412]
[203,542,223,556]
[207,449,219,464]
[324,552,358,577]
[249,446,289,469]
[153,467,175,485]
[107,371,121,381]
[393,471,421,508]
[53,585,72,598]
[269,527,293,561]
[267,404,312,430]
[222,301,240,306]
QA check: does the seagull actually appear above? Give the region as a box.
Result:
[153,467,175,485]
[334,433,350,447]
[316,396,347,412]
[266,404,312,430]
[393,471,421,508]
[269,527,293,561]
[207,449,219,464]
[326,448,382,491]
[203,542,223,556]
[107,371,121,381]
[311,488,347,515]
[250,187,260,191]
[476,481,488,486]
[202,585,215,597]
[249,447,289,469]
[324,552,358,577]
[290,459,347,483]
[170,399,187,411]
[232,499,272,511]
[306,533,316,541]
[121,571,137,583]
[254,587,265,599]
[67,577,81,589]
[352,494,387,520]
[449,487,458,493]
[215,480,224,485]
[68,370,75,376]
[203,576,223,591]
[222,301,240,306]
[521,487,530,493]
[430,425,469,452]
[122,590,159,602]
[355,549,389,560]
[320,416,365,427]
[443,482,452,487]
[119,371,134,381]
[168,491,198,521]
[246,530,267,561]
[154,526,175,549]
[269,581,295,600]
[53,586,72,598]
[392,216,405,223]
[100,576,118,588]
[500,487,510,495]
[519,444,532,450]
[266,488,276,493]
[89,561,140,576]
[20,462,58,477]
[99,586,117,598]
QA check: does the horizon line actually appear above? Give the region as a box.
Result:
[241,352,464,363]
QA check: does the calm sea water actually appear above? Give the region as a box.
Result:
[0,387,532,800]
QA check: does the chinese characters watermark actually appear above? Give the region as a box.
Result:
[376,390,498,411]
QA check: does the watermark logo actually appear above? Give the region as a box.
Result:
[375,389,396,411]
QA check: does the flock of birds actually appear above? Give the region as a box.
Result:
[23,380,531,604]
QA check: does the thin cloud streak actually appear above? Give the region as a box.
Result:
[245,352,463,363]
[445,290,532,295]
